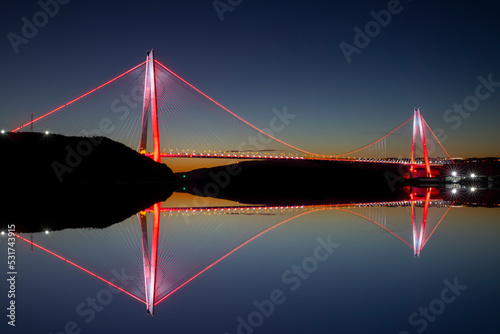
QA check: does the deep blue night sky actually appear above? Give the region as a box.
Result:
[2,3,500,333]
[1,0,500,156]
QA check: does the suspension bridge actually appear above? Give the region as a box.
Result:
[7,49,456,314]
[9,49,453,178]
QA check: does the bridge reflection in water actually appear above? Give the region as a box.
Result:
[9,51,456,311]
[14,189,452,315]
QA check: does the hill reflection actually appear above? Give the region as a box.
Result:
[4,186,498,316]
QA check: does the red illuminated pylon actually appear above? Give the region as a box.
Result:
[411,108,431,177]
[140,202,161,315]
[139,49,161,162]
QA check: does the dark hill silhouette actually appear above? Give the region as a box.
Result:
[177,159,411,205]
[1,132,179,186]
[0,132,180,232]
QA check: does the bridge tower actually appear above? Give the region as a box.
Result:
[139,203,161,315]
[411,108,431,177]
[411,187,431,257]
[139,49,161,162]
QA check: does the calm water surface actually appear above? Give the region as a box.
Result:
[2,192,499,334]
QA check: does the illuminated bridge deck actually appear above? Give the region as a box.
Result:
[145,152,443,166]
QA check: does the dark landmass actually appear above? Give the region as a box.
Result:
[1,132,179,186]
[408,158,500,206]
[1,132,180,232]
[2,132,498,232]
[177,158,500,207]
[177,159,412,205]
[2,183,175,233]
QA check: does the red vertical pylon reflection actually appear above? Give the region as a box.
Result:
[411,193,417,256]
[139,212,151,312]
[412,188,432,257]
[147,203,160,315]
[418,188,432,256]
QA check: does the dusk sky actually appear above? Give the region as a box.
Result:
[2,3,500,333]
[1,0,500,157]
